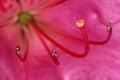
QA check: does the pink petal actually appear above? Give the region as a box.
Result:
[35,0,120,79]
[0,0,20,22]
[0,0,120,80]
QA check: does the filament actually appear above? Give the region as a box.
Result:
[15,28,29,61]
[37,35,59,65]
[38,20,112,45]
[28,20,90,58]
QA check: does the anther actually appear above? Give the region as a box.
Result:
[76,19,85,27]
[15,46,24,60]
[51,50,59,65]
[106,22,112,32]
[51,50,58,58]
[16,46,20,51]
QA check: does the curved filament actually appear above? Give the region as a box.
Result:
[28,20,90,58]
[36,34,59,65]
[38,20,112,45]
[15,28,29,61]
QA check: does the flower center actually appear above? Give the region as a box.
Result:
[17,12,33,25]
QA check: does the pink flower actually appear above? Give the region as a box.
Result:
[0,0,120,80]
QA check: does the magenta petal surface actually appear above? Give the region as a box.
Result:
[0,0,120,80]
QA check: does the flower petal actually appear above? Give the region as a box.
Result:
[0,0,20,22]
[34,0,120,79]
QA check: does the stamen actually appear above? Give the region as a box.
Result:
[39,20,112,45]
[51,50,58,58]
[36,34,59,65]
[15,28,29,61]
[89,22,112,44]
[15,44,28,61]
[106,22,112,32]
[28,20,89,58]
[51,50,59,65]
[16,46,24,60]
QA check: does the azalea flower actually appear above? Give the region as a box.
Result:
[0,0,120,80]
